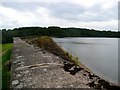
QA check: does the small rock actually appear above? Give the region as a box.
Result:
[13,60,20,64]
[59,77,62,80]
[70,85,73,87]
[98,79,110,88]
[16,49,20,52]
[22,70,29,74]
[89,74,93,79]
[16,74,21,77]
[56,56,59,59]
[12,80,19,86]
[47,86,49,88]
[87,81,95,88]
[20,65,24,67]
[19,62,25,64]
[16,84,23,88]
[57,85,60,88]
[43,69,47,72]
[17,56,23,59]
[69,66,74,71]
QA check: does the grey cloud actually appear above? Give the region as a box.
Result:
[87,4,117,21]
[40,2,117,22]
[1,2,117,22]
[1,2,41,11]
[0,1,117,30]
[40,2,86,21]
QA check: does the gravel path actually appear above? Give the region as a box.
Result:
[11,37,119,89]
[11,37,92,89]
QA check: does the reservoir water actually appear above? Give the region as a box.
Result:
[53,38,119,84]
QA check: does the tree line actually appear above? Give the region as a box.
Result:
[1,26,120,44]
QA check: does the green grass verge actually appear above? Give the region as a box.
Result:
[0,43,13,89]
[2,67,10,89]
[1,43,13,53]
[0,43,13,69]
[2,49,12,64]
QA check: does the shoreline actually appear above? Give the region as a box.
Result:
[53,37,119,85]
[56,44,93,73]
[54,39,119,86]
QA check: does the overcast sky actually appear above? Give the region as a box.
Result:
[0,0,119,31]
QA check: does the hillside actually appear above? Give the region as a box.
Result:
[1,26,120,44]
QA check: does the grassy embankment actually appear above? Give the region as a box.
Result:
[26,36,91,72]
[0,43,13,89]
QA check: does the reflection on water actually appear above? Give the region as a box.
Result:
[53,38,118,84]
